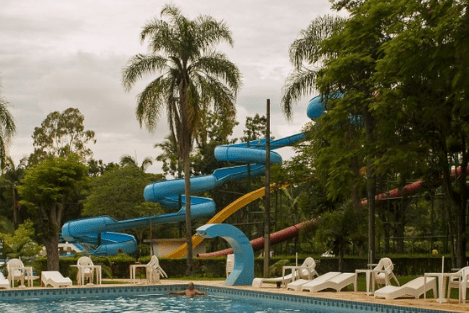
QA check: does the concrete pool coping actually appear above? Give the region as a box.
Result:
[155,279,466,312]
[0,278,466,312]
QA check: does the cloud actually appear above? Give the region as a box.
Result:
[1,0,336,173]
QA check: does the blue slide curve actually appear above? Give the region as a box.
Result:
[61,97,325,256]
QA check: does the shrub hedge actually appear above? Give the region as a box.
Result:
[33,255,456,280]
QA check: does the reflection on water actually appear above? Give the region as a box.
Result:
[0,294,311,313]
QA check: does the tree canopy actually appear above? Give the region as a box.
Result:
[30,107,96,164]
[18,154,88,270]
[0,81,16,170]
[282,0,469,265]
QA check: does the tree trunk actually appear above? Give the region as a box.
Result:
[38,202,62,271]
[363,105,376,263]
[12,186,18,229]
[457,200,466,268]
[338,242,344,272]
[44,235,60,271]
[457,145,468,268]
[178,77,193,275]
[366,160,376,262]
[184,149,193,276]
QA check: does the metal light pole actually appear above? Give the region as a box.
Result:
[263,99,271,277]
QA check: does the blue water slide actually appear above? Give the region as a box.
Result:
[61,100,323,256]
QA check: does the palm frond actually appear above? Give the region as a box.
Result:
[194,73,237,108]
[282,68,319,119]
[194,15,234,49]
[289,15,346,68]
[122,55,169,91]
[190,51,242,95]
[135,76,173,132]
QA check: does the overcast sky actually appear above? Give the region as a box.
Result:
[1,0,340,174]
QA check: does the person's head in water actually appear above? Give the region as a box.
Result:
[169,282,206,296]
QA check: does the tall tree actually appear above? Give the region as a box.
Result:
[0,220,42,259]
[192,109,238,176]
[17,154,87,270]
[283,4,413,262]
[0,82,16,170]
[372,0,469,267]
[155,134,181,178]
[122,4,241,274]
[30,108,96,165]
[241,114,267,142]
[83,166,162,220]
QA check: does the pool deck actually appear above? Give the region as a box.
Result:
[148,279,466,313]
[3,278,466,312]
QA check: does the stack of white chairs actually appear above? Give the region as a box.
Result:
[7,258,27,288]
[147,255,167,284]
[77,256,95,285]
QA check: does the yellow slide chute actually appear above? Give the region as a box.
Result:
[165,185,278,258]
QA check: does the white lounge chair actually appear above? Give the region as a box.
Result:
[302,272,354,292]
[0,272,10,289]
[447,266,469,302]
[374,276,437,300]
[41,271,73,288]
[252,257,318,288]
[287,271,341,291]
[373,258,400,287]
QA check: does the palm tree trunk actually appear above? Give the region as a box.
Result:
[184,152,193,275]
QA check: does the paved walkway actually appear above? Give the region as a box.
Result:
[120,279,465,313]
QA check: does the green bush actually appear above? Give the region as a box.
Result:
[30,254,461,280]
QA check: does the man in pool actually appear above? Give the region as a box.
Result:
[169,282,206,297]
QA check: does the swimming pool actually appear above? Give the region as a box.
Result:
[0,285,449,313]
[0,293,311,313]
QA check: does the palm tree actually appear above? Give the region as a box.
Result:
[122,4,241,274]
[119,154,153,172]
[0,82,16,169]
[0,157,25,229]
[281,15,345,119]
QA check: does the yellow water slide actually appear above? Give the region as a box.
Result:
[164,185,282,258]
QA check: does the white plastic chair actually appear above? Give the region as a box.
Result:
[7,259,26,288]
[302,257,319,278]
[77,256,94,285]
[373,258,399,287]
[447,266,469,302]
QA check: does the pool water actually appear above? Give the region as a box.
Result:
[0,293,319,313]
